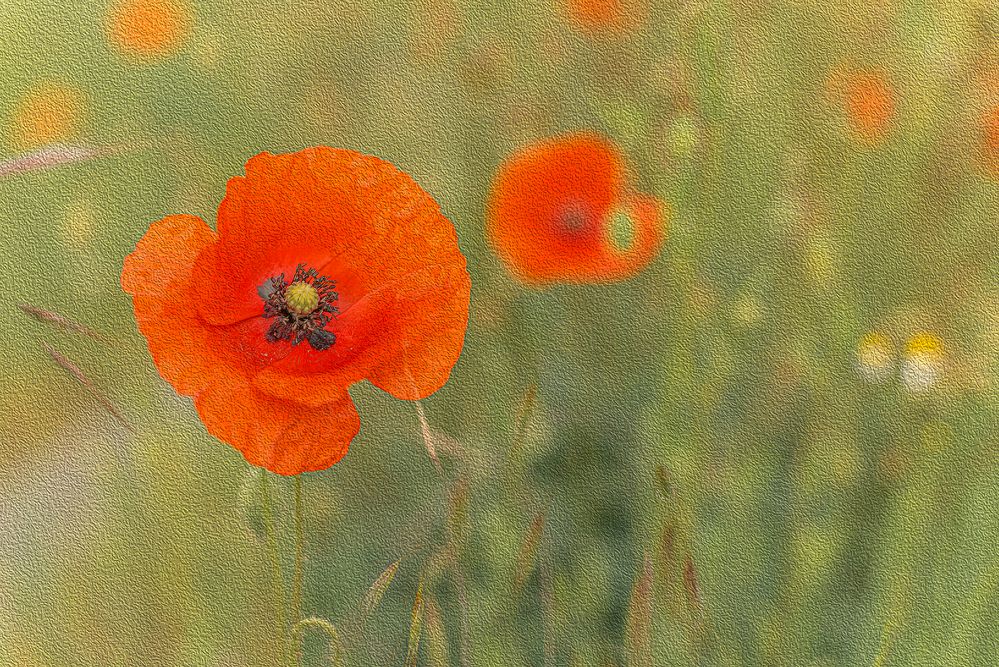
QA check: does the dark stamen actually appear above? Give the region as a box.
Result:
[260,263,339,351]
[558,202,592,234]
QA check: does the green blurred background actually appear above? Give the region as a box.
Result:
[1,0,997,665]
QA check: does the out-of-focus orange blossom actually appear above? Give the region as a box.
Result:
[846,71,895,142]
[8,83,85,150]
[564,0,644,34]
[827,67,896,144]
[980,105,999,177]
[107,0,191,61]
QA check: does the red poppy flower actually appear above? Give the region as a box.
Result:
[122,147,471,475]
[486,132,665,285]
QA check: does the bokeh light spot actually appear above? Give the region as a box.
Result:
[8,83,85,150]
[844,70,895,143]
[564,0,643,34]
[107,0,192,61]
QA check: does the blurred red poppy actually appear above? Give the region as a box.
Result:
[107,0,191,60]
[486,132,665,285]
[981,106,999,177]
[122,147,471,475]
[844,69,895,143]
[565,0,643,34]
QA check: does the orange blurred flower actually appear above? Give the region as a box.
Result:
[839,69,895,143]
[8,83,85,149]
[487,132,665,285]
[980,106,999,177]
[121,148,471,475]
[107,0,191,60]
[564,0,643,33]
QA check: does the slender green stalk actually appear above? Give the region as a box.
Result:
[261,470,292,666]
[293,475,305,627]
[293,617,345,667]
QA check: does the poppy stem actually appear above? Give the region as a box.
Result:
[260,469,292,666]
[292,617,345,667]
[293,475,305,629]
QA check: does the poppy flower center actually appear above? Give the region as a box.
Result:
[258,263,339,351]
[285,281,319,315]
[557,201,593,235]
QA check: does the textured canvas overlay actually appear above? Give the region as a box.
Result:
[1,1,997,665]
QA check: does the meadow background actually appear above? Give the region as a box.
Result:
[1,0,997,665]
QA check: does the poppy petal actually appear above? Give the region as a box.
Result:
[194,377,360,476]
[121,214,227,394]
[361,261,471,400]
[193,147,442,326]
[581,193,664,282]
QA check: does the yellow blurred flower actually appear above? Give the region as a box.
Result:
[192,31,222,71]
[8,83,85,150]
[805,235,836,285]
[107,0,191,61]
[900,332,944,392]
[732,292,764,327]
[856,331,894,383]
[62,200,95,249]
